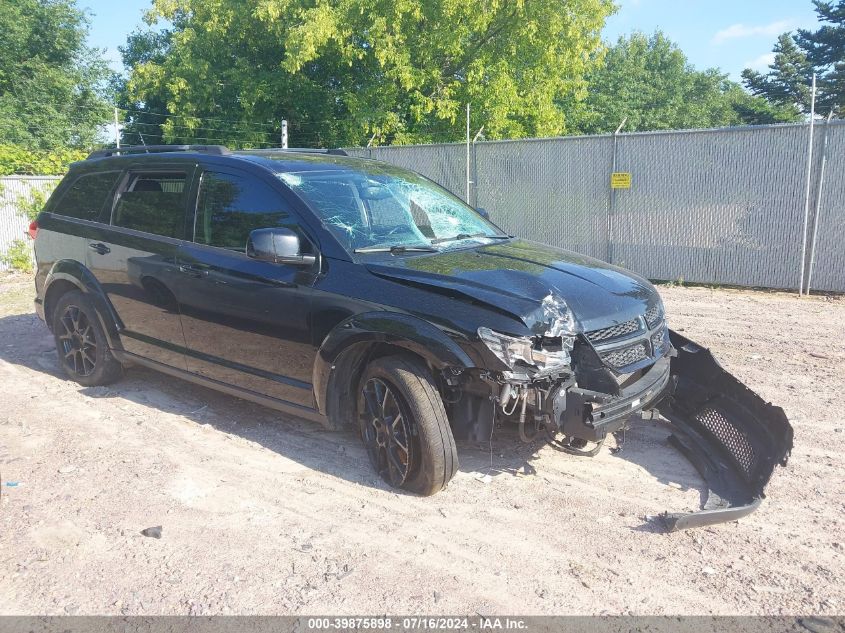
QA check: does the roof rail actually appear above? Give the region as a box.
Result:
[244,147,349,157]
[86,145,231,160]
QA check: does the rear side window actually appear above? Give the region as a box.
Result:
[112,172,188,238]
[195,171,304,251]
[52,171,121,222]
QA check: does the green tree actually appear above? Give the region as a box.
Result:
[119,0,613,147]
[743,1,845,114]
[795,0,845,112]
[574,31,799,134]
[742,34,814,115]
[114,29,173,146]
[0,0,113,149]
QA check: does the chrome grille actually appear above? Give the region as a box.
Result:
[600,343,649,369]
[586,318,641,343]
[645,304,663,328]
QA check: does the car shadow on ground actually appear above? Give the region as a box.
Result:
[0,311,708,514]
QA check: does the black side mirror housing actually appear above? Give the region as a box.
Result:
[247,228,316,266]
[476,207,491,220]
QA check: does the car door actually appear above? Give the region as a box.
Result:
[37,169,123,279]
[87,163,198,369]
[176,166,319,408]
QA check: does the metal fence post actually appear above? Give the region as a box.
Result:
[470,126,484,208]
[465,104,471,202]
[799,74,817,296]
[606,118,626,264]
[806,111,834,294]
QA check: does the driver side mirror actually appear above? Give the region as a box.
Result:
[247,228,316,266]
[476,207,491,220]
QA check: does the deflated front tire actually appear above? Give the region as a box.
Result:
[357,355,459,496]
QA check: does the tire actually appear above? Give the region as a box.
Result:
[52,290,123,386]
[357,355,458,496]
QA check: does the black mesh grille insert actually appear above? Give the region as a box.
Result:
[600,343,648,368]
[587,318,641,343]
[645,305,663,328]
[694,406,757,477]
[651,327,666,355]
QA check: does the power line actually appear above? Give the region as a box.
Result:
[122,108,280,129]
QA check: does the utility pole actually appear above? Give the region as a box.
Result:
[281,119,289,149]
[114,107,120,149]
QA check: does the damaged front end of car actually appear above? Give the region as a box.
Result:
[471,294,793,531]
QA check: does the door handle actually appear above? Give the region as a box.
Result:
[88,242,110,255]
[178,264,208,278]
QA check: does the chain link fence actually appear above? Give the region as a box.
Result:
[349,121,845,292]
[2,123,842,291]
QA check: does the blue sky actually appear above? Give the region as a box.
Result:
[82,0,822,82]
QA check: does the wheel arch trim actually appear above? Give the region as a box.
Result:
[43,260,123,350]
[312,311,476,423]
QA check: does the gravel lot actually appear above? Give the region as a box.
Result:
[0,272,843,615]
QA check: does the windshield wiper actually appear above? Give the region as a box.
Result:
[430,233,511,245]
[354,244,438,254]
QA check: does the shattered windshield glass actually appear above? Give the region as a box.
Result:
[277,166,505,253]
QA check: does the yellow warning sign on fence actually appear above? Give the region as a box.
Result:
[611,172,632,189]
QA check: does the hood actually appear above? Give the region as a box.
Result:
[364,239,659,335]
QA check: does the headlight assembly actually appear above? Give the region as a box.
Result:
[478,327,573,374]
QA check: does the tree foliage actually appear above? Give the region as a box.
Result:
[0,0,113,149]
[0,144,87,175]
[743,0,845,114]
[120,0,613,147]
[1,239,33,272]
[574,32,800,134]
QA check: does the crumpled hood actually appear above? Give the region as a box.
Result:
[365,239,660,335]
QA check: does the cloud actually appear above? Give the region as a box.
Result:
[744,52,777,72]
[712,20,793,44]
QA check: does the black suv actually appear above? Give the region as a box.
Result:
[32,146,791,526]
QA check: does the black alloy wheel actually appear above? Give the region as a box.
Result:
[57,304,98,377]
[51,290,123,386]
[360,377,414,487]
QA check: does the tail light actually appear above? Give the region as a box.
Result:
[27,220,38,240]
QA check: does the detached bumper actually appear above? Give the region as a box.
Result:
[655,330,793,531]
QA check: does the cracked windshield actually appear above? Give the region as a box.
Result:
[278,168,506,253]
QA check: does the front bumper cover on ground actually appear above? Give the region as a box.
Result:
[654,330,794,531]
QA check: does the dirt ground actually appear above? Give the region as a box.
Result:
[0,272,843,616]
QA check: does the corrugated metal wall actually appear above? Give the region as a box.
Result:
[0,176,60,271]
[350,121,845,292]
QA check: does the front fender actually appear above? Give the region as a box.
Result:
[44,260,123,351]
[313,311,476,417]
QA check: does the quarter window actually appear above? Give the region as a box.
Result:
[112,172,188,238]
[195,171,303,251]
[52,171,121,222]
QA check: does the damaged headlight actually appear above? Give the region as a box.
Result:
[478,327,574,374]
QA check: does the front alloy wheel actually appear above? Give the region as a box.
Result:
[356,355,458,496]
[361,377,414,487]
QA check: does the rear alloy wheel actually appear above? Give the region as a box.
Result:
[58,304,97,377]
[358,356,458,495]
[52,290,123,386]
